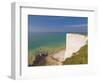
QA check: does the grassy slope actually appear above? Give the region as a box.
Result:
[63,44,88,65]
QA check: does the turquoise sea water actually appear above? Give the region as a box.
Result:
[28,32,66,54]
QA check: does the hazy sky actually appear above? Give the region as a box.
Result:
[28,15,88,33]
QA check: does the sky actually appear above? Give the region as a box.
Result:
[28,15,88,33]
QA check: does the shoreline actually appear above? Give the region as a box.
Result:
[28,47,66,65]
[45,49,65,65]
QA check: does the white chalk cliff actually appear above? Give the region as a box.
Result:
[64,33,87,60]
[50,33,87,65]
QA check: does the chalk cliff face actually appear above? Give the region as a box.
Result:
[48,33,88,64]
[64,33,87,60]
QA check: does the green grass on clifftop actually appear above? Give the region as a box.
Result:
[63,44,88,65]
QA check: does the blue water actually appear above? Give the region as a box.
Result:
[28,32,66,52]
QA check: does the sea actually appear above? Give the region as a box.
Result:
[28,32,66,53]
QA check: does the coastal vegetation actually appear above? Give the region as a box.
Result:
[63,44,88,65]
